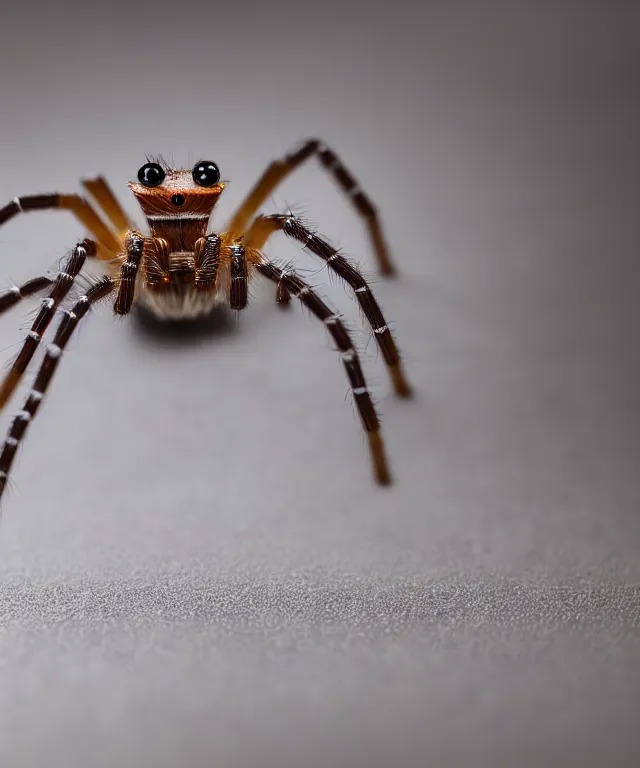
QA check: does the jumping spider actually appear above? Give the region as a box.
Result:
[0,139,411,501]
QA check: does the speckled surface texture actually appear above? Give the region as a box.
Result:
[0,1,639,766]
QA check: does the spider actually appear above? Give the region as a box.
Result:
[0,139,411,502]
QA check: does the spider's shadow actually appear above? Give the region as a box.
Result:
[131,304,237,348]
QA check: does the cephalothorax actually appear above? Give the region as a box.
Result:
[0,139,411,502]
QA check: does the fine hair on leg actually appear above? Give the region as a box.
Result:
[227,138,396,275]
[247,214,412,397]
[255,259,391,484]
[0,276,114,501]
[0,240,97,409]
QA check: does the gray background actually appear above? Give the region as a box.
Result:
[0,0,639,766]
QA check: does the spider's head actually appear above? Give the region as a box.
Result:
[128,160,225,222]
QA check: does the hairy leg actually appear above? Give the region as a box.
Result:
[246,214,411,397]
[0,240,95,409]
[0,275,114,501]
[255,259,392,484]
[228,139,396,274]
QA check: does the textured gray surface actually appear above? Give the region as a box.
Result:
[1,576,638,768]
[0,1,639,766]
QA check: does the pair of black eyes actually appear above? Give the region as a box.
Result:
[137,161,221,188]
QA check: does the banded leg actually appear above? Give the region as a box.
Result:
[255,260,391,485]
[247,215,411,397]
[228,138,396,275]
[0,240,94,409]
[0,193,121,257]
[0,276,53,315]
[0,276,114,501]
[114,233,145,315]
[228,244,248,310]
[82,176,134,240]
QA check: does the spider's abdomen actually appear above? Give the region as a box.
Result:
[137,240,231,320]
[137,281,224,320]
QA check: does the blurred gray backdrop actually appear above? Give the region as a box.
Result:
[0,0,639,766]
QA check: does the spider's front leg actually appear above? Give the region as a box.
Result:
[247,214,412,398]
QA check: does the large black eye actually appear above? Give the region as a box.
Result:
[137,162,165,187]
[192,161,220,187]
